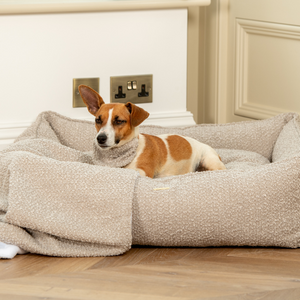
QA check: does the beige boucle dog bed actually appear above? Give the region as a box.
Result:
[0,111,300,257]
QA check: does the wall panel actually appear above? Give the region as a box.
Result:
[0,9,191,149]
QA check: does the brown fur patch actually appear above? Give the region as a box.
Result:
[125,102,149,127]
[166,135,192,161]
[95,104,133,142]
[136,134,168,178]
[110,104,133,142]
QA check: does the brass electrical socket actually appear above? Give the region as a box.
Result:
[110,74,153,104]
[73,78,100,108]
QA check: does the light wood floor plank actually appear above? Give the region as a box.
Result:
[1,247,300,299]
[0,295,67,300]
[200,287,300,300]
[89,246,157,269]
[228,248,300,262]
[0,254,105,280]
[89,247,195,270]
[177,253,300,278]
[1,259,300,299]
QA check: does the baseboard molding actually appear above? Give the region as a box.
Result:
[0,111,196,150]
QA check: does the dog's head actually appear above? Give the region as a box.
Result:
[78,85,149,149]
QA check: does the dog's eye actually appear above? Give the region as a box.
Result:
[95,117,102,124]
[114,120,126,125]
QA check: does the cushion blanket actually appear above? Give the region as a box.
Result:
[0,111,300,257]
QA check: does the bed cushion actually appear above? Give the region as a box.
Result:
[132,156,300,247]
[272,114,300,162]
[0,111,299,257]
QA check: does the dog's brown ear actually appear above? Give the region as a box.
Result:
[78,85,105,116]
[125,102,150,127]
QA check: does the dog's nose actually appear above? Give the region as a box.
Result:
[97,133,107,145]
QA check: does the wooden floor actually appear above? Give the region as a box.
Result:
[1,247,300,299]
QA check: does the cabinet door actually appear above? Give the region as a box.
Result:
[226,0,300,122]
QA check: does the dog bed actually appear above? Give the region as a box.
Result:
[0,111,300,257]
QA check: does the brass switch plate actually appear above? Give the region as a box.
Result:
[73,78,100,108]
[110,74,153,104]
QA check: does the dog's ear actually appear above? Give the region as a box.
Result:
[125,102,150,127]
[78,85,104,116]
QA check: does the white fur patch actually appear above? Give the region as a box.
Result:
[96,108,115,148]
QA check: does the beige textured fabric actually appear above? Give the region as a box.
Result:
[0,112,138,257]
[272,114,300,162]
[92,137,139,168]
[0,111,300,257]
[132,157,300,247]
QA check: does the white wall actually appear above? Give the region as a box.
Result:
[0,9,192,149]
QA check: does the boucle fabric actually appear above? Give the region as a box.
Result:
[132,156,300,247]
[0,111,300,257]
[92,137,139,168]
[272,114,300,162]
[6,155,136,251]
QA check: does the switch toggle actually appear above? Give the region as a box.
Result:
[127,81,137,90]
[132,81,137,90]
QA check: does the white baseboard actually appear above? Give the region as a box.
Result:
[0,111,196,150]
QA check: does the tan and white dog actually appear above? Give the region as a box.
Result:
[79,85,226,178]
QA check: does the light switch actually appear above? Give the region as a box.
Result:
[73,78,99,108]
[110,74,153,104]
[132,81,137,90]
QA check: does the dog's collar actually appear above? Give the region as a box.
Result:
[92,137,139,168]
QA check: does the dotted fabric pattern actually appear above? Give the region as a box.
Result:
[132,157,300,248]
[0,111,300,257]
[272,114,300,162]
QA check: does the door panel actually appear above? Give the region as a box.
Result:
[227,0,300,122]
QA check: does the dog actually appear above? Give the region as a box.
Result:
[78,85,226,178]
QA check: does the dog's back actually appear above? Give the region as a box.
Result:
[126,134,225,178]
